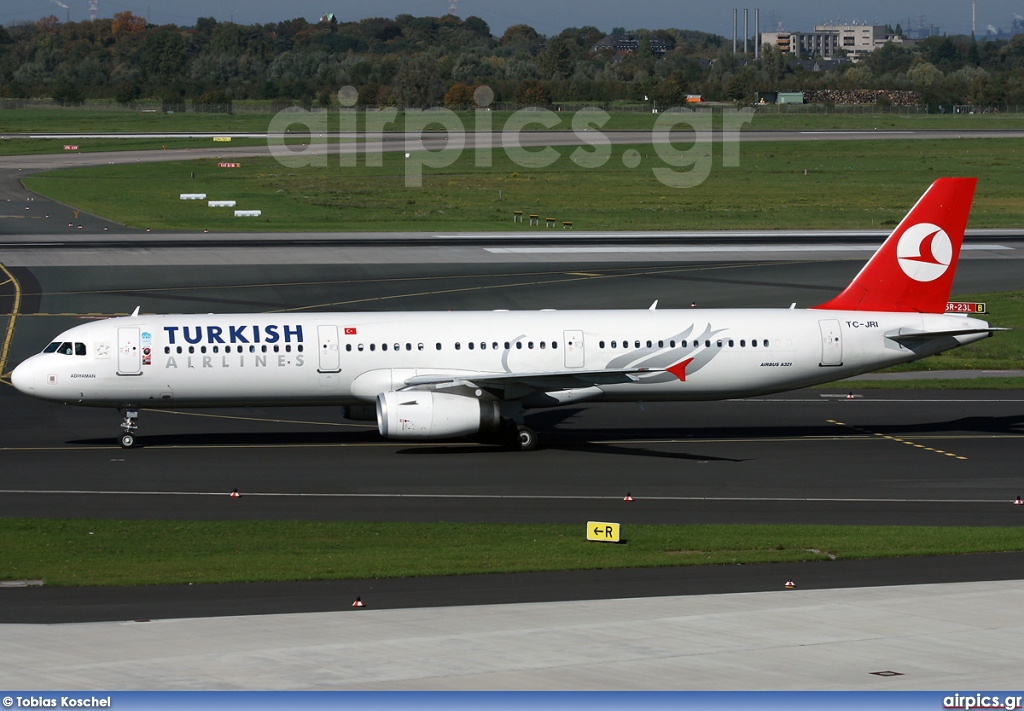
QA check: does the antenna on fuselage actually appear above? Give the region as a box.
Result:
[130,306,140,317]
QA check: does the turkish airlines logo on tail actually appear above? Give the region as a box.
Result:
[896,222,952,282]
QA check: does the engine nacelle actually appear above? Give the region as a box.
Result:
[376,391,501,439]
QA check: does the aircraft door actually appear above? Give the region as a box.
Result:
[317,324,341,373]
[563,330,585,368]
[818,319,843,366]
[117,327,141,375]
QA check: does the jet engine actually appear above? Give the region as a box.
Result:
[376,391,501,439]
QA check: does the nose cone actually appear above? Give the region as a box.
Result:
[11,357,37,395]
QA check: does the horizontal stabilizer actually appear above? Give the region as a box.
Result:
[885,327,1009,343]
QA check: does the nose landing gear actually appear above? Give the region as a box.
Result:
[119,408,139,448]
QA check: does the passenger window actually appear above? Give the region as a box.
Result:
[646,340,652,348]
[728,340,734,347]
[286,345,292,352]
[164,346,170,355]
[370,344,376,352]
[751,340,757,348]
[468,342,475,350]
[599,341,605,348]
[705,340,711,347]
[492,342,499,350]
[382,343,388,351]
[251,345,257,353]
[176,346,183,354]
[717,340,722,347]
[765,340,771,347]
[552,341,557,349]
[540,341,546,349]
[75,342,86,356]
[670,340,676,348]
[504,342,511,350]
[43,342,60,353]
[516,342,522,349]
[406,344,412,351]
[297,345,303,353]
[435,343,442,350]
[201,346,207,354]
[188,346,195,354]
[480,342,486,350]
[528,342,534,349]
[455,342,461,350]
[634,340,640,348]
[346,344,352,352]
[395,344,401,351]
[658,340,664,348]
[611,340,617,348]
[418,343,424,351]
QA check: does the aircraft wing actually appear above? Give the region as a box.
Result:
[402,367,661,391]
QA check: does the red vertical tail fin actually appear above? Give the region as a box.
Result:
[814,177,977,313]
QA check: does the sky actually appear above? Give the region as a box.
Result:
[3,0,1023,38]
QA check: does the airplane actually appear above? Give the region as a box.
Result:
[10,177,1002,450]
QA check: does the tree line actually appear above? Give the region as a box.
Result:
[2,12,1024,110]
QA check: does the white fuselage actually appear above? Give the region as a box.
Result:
[11,308,991,409]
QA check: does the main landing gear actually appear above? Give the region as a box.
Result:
[497,420,537,451]
[515,424,537,452]
[119,408,139,448]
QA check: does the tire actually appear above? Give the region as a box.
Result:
[516,425,537,452]
[120,433,135,449]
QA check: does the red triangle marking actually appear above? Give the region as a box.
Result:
[667,357,695,381]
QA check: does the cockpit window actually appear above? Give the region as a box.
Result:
[57,342,74,355]
[75,342,87,356]
[43,342,60,353]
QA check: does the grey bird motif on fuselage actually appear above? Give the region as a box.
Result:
[605,323,726,383]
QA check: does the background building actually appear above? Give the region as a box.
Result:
[761,23,903,61]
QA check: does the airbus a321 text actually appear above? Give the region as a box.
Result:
[11,178,1002,450]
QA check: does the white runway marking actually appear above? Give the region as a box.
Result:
[0,489,1014,504]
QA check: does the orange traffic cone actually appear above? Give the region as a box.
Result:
[785,579,795,589]
[1014,496,1022,506]
[624,492,634,502]
[352,596,365,607]
[230,489,240,498]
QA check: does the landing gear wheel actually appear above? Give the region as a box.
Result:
[516,425,537,452]
[119,408,139,449]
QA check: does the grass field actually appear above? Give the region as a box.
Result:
[22,138,1024,232]
[4,519,1023,586]
[5,106,1024,137]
